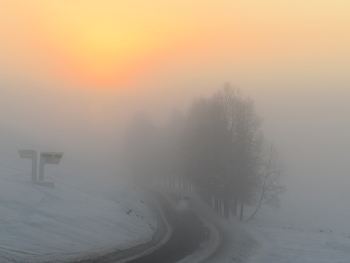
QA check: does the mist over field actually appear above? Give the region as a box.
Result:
[2,77,350,203]
[2,77,350,230]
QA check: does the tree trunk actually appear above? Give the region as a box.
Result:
[246,203,261,222]
[223,196,230,219]
[232,197,238,216]
[240,199,244,221]
[214,196,219,214]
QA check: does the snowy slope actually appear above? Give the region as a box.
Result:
[0,150,157,262]
[245,187,350,263]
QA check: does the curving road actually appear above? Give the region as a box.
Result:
[72,190,224,263]
[124,191,210,263]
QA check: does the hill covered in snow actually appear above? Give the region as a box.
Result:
[0,148,156,262]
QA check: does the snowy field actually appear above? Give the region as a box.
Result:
[0,149,157,262]
[246,183,350,263]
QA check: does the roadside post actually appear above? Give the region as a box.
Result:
[18,150,37,180]
[39,152,63,180]
[18,150,63,188]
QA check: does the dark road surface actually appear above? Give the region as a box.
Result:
[70,191,213,263]
[125,192,210,263]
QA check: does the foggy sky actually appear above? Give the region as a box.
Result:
[1,0,350,199]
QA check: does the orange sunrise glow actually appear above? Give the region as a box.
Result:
[1,0,350,90]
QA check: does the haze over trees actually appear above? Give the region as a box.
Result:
[122,84,285,221]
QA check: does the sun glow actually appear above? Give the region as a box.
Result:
[32,2,156,89]
[2,0,350,91]
[3,0,236,89]
[45,25,146,88]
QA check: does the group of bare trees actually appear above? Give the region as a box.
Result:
[122,84,285,221]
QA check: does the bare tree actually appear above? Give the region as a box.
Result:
[182,84,266,221]
[229,89,263,221]
[247,143,286,222]
[121,85,285,223]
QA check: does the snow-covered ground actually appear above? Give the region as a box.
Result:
[0,149,157,262]
[2,136,350,263]
[245,184,350,263]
